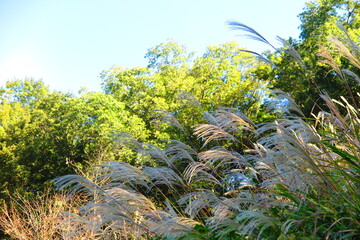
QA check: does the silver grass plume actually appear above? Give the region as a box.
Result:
[227,22,277,50]
[164,140,197,165]
[183,161,221,185]
[153,110,185,132]
[198,146,249,171]
[194,123,239,147]
[142,166,185,191]
[265,90,304,116]
[277,36,308,71]
[194,108,254,147]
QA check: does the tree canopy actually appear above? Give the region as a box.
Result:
[254,0,360,116]
[0,80,149,198]
[0,41,269,198]
[102,40,269,142]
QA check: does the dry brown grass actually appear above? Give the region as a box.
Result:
[0,191,98,240]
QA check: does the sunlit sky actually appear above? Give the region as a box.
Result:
[0,0,309,93]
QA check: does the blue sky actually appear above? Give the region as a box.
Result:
[0,0,309,93]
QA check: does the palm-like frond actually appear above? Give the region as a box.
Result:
[177,91,203,110]
[94,161,150,190]
[255,118,328,190]
[232,210,280,237]
[54,174,105,198]
[215,108,255,133]
[78,200,147,238]
[239,49,276,67]
[202,111,217,125]
[143,166,185,190]
[336,22,360,60]
[208,209,280,239]
[265,90,304,116]
[137,142,174,167]
[178,190,222,218]
[198,146,249,171]
[318,44,345,78]
[148,216,200,238]
[194,124,239,147]
[195,108,254,148]
[328,37,360,69]
[183,162,220,185]
[112,131,142,149]
[153,110,185,132]
[342,69,360,84]
[227,21,276,50]
[277,36,307,70]
[164,140,197,165]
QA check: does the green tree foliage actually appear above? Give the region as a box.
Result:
[0,42,270,200]
[101,41,269,143]
[0,80,148,199]
[254,0,360,116]
[299,0,359,42]
[0,79,49,106]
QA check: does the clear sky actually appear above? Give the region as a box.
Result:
[0,0,309,93]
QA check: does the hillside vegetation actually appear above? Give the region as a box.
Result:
[0,0,359,239]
